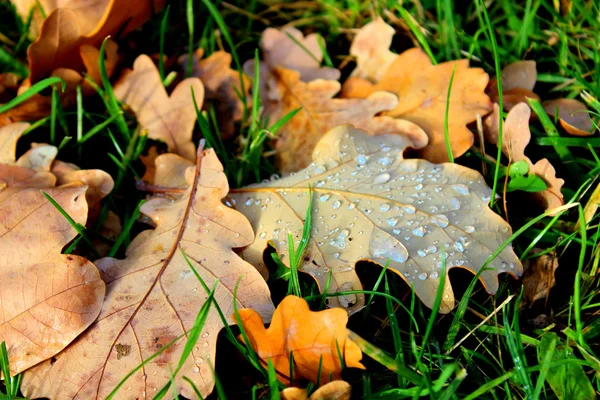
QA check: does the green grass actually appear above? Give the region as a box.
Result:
[3,0,600,399]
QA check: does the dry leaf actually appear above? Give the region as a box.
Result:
[349,18,398,84]
[238,296,364,385]
[502,103,565,211]
[342,47,492,163]
[230,126,522,313]
[543,98,595,136]
[260,27,340,82]
[0,73,20,103]
[266,67,428,174]
[0,124,105,375]
[22,147,274,399]
[114,54,204,161]
[281,380,352,400]
[26,1,165,83]
[498,60,537,92]
[521,250,559,307]
[181,49,250,139]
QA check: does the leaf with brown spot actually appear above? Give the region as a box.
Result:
[543,98,595,136]
[114,54,204,161]
[230,126,521,313]
[181,49,250,138]
[0,123,105,375]
[265,67,428,174]
[341,45,492,163]
[281,381,352,400]
[238,296,363,385]
[21,147,274,399]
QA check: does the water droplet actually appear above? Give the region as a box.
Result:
[259,232,267,239]
[348,202,356,210]
[320,194,331,202]
[452,184,469,195]
[412,227,426,237]
[509,262,516,269]
[203,341,209,348]
[332,200,342,209]
[192,366,200,373]
[234,233,240,238]
[245,197,253,206]
[374,173,390,184]
[465,225,475,233]
[202,332,209,338]
[314,164,326,174]
[430,214,449,228]
[333,252,341,259]
[430,271,439,279]
[316,180,325,187]
[403,205,416,214]
[454,242,464,252]
[270,174,280,181]
[414,183,423,190]
[417,249,427,257]
[392,228,401,235]
[355,154,367,165]
[450,198,461,210]
[381,145,391,152]
[418,272,428,280]
[378,157,391,166]
[365,209,373,215]
[380,203,391,212]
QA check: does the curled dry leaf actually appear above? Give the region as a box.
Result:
[181,49,250,138]
[265,67,428,174]
[501,103,565,211]
[26,0,165,83]
[342,46,492,163]
[281,380,352,400]
[230,126,522,313]
[521,250,559,307]
[238,296,364,385]
[22,147,274,399]
[487,61,539,111]
[0,123,105,375]
[114,54,204,161]
[543,98,595,136]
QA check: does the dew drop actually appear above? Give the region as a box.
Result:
[454,242,464,252]
[320,194,331,202]
[452,184,469,195]
[374,172,391,184]
[412,226,426,237]
[333,252,341,259]
[418,272,428,280]
[417,249,427,257]
[427,245,437,254]
[378,157,391,166]
[245,197,253,206]
[355,154,367,165]
[465,225,475,233]
[430,214,449,228]
[392,228,401,235]
[193,367,200,373]
[430,271,439,279]
[380,203,391,212]
[403,205,416,214]
[348,202,356,210]
[314,164,326,174]
[414,183,423,190]
[316,180,325,187]
[387,217,399,227]
[259,232,267,239]
[332,200,342,209]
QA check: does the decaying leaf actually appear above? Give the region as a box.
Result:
[230,126,522,313]
[114,54,204,161]
[342,44,492,162]
[543,98,595,136]
[0,73,19,103]
[22,147,274,399]
[265,67,428,173]
[502,103,565,211]
[521,250,559,307]
[0,123,105,375]
[348,17,398,84]
[25,1,165,83]
[181,49,250,138]
[238,296,364,385]
[281,380,352,400]
[259,27,340,82]
[487,60,539,111]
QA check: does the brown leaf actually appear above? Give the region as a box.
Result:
[114,54,204,161]
[341,47,492,163]
[238,296,364,385]
[230,126,522,313]
[260,27,340,82]
[181,49,250,138]
[497,60,537,92]
[543,98,595,136]
[22,147,274,399]
[0,73,20,103]
[349,17,398,83]
[266,67,428,174]
[0,123,105,375]
[281,381,352,400]
[521,250,559,307]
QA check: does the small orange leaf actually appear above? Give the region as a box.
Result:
[342,44,492,163]
[114,55,204,160]
[236,296,364,385]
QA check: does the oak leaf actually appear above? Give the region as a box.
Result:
[230,126,522,313]
[341,26,492,163]
[237,296,364,385]
[181,49,250,138]
[281,381,351,400]
[265,67,428,174]
[21,147,274,399]
[0,123,105,375]
[114,54,204,161]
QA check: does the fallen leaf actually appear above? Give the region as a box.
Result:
[281,380,352,400]
[486,61,539,111]
[230,126,522,313]
[181,49,250,139]
[0,124,105,375]
[521,249,559,307]
[0,73,20,102]
[341,46,492,163]
[348,17,398,84]
[22,147,274,399]
[114,54,204,161]
[543,98,595,136]
[265,67,428,174]
[238,296,364,385]
[259,27,341,82]
[502,103,565,211]
[26,1,165,83]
